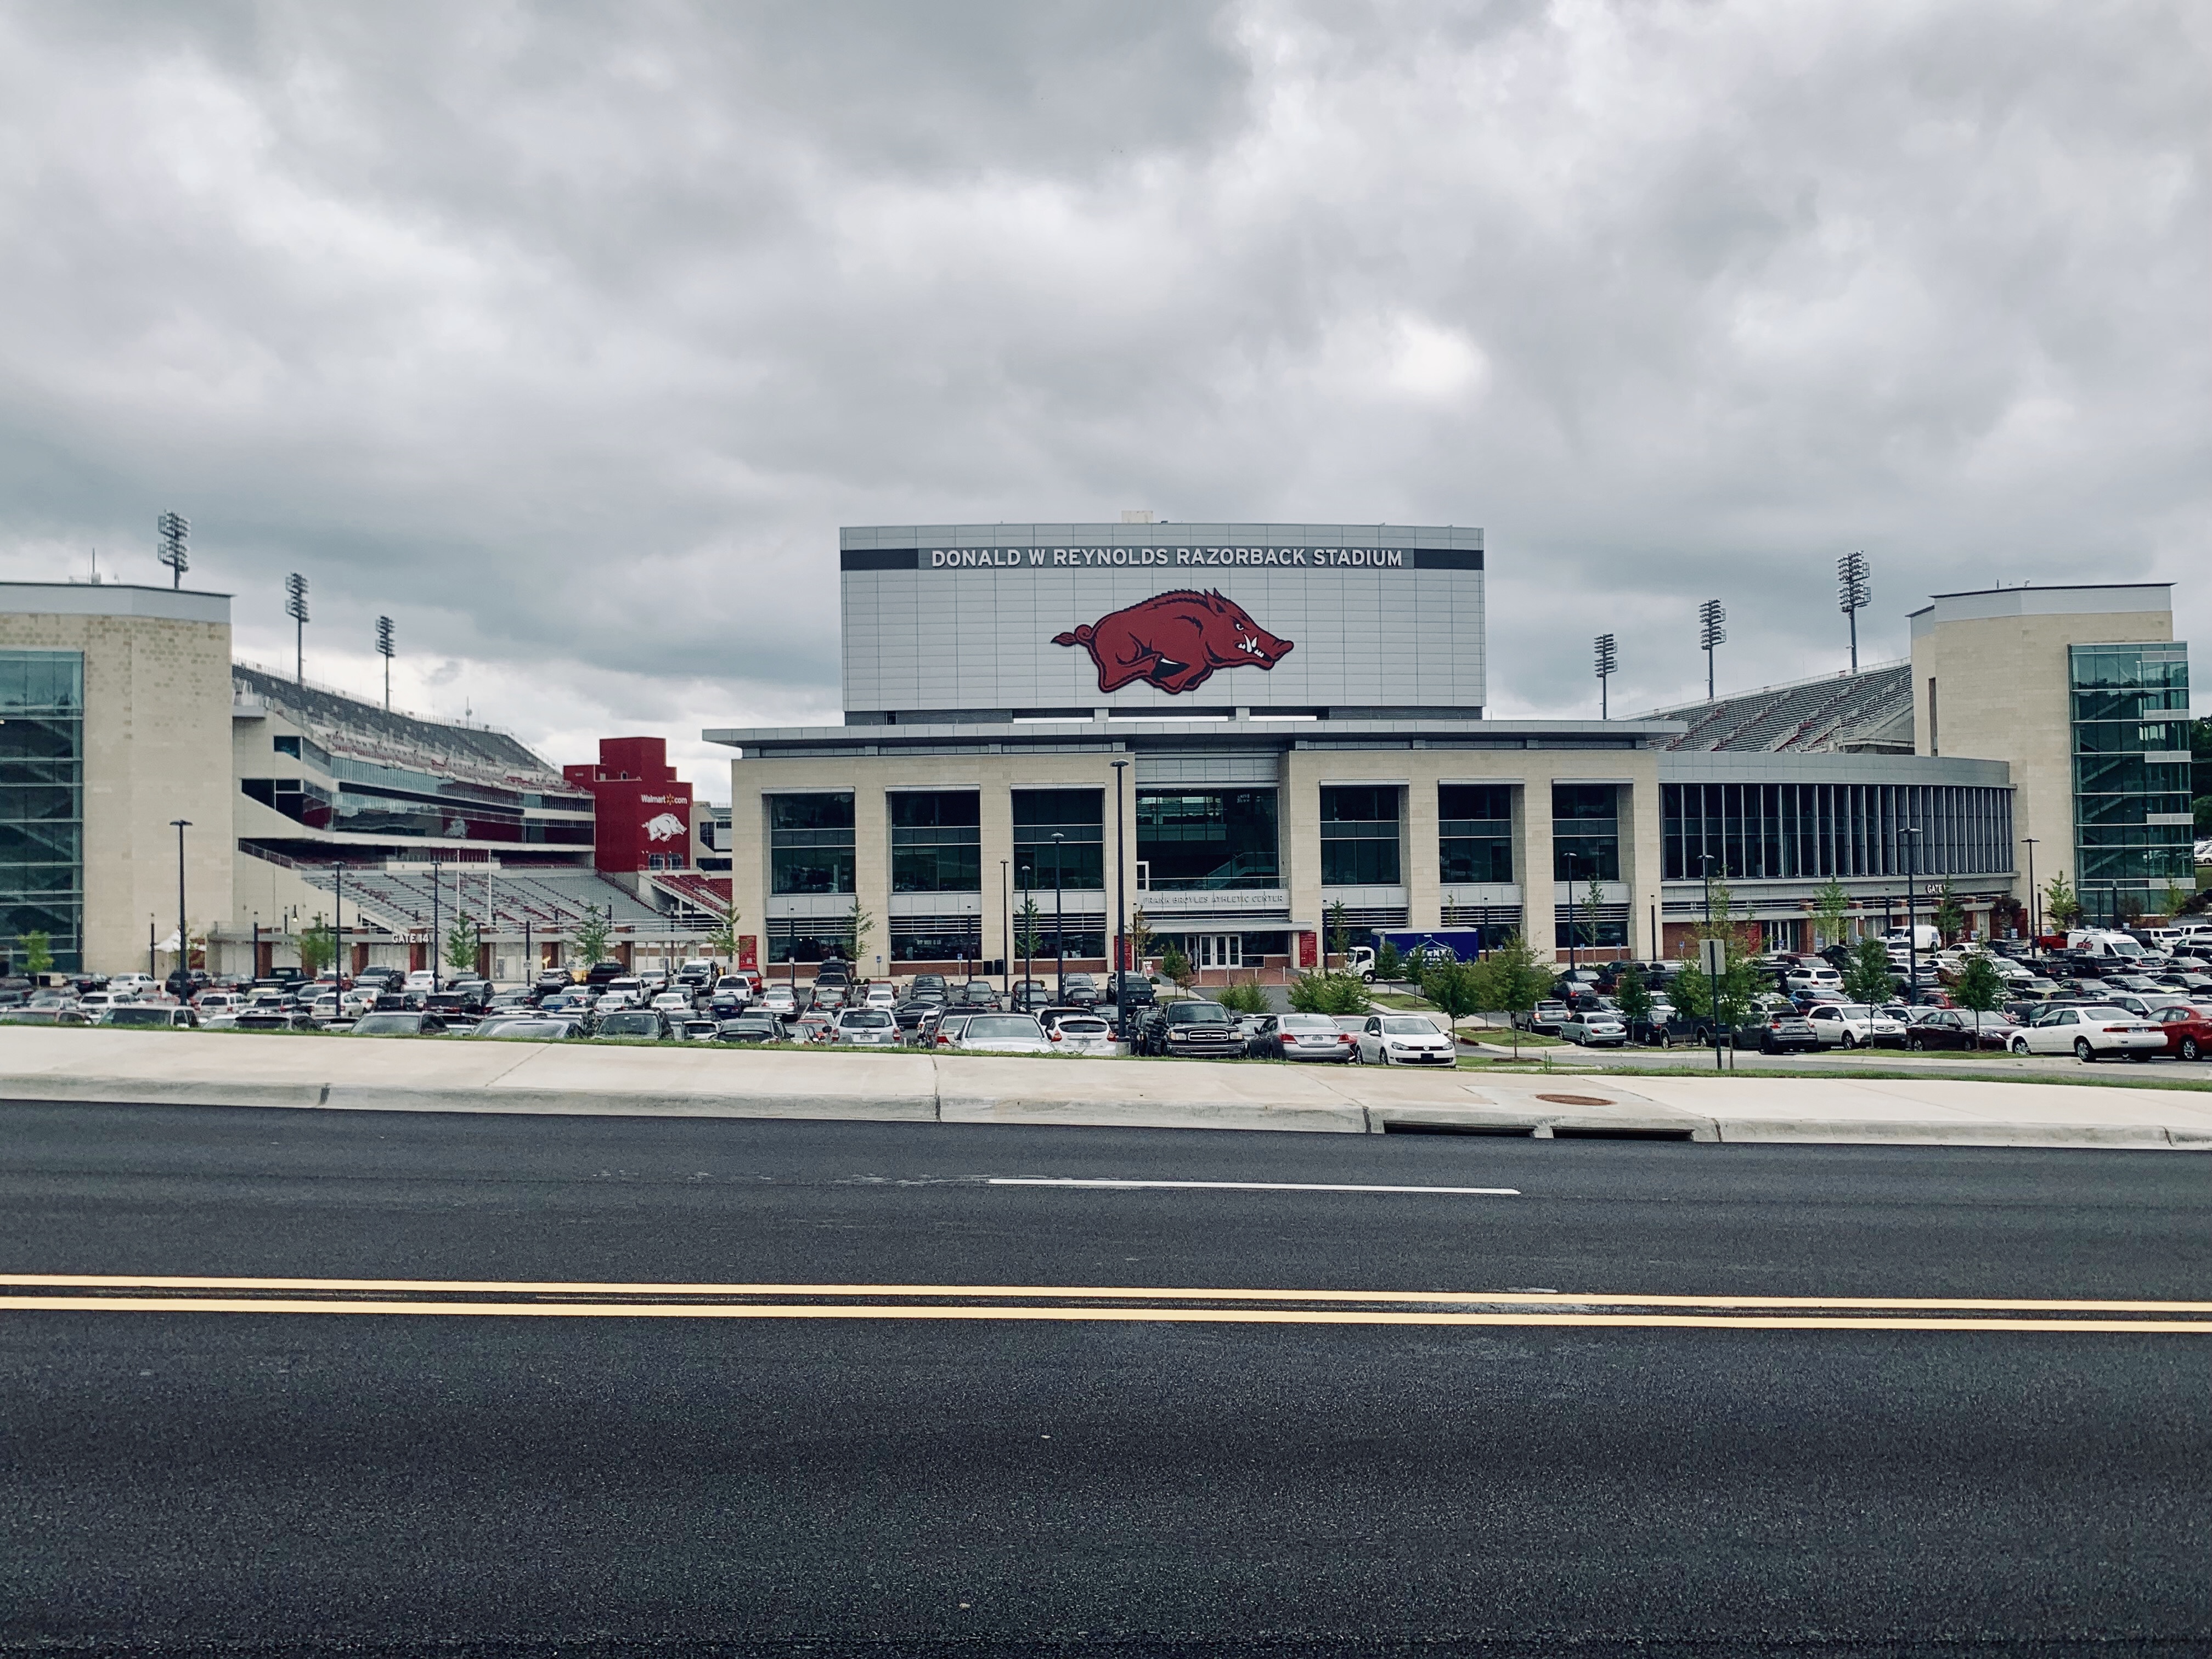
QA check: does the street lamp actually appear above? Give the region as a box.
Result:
[168,820,190,994]
[429,859,441,990]
[1699,851,1723,1074]
[332,861,346,989]
[1000,859,1010,998]
[1020,862,1034,998]
[1110,760,1129,998]
[1562,850,1579,973]
[1901,825,1922,1005]
[1051,832,1066,1002]
[2023,837,2040,943]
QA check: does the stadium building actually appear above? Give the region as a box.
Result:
[710,526,2187,980]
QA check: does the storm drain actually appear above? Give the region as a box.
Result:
[1549,1125,1697,1142]
[1383,1121,1536,1137]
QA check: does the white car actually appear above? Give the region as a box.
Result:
[76,990,129,1014]
[758,986,799,1016]
[2007,1005,2165,1062]
[1784,964,1843,994]
[404,970,436,992]
[864,984,899,1011]
[108,973,157,994]
[1802,1002,1908,1049]
[1353,1014,1458,1065]
[832,1008,900,1046]
[650,991,693,1013]
[1555,1009,1628,1047]
[1045,1014,1117,1056]
[950,1013,1054,1054]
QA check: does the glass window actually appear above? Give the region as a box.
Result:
[769,793,855,896]
[1321,787,1401,886]
[1014,789,1104,891]
[1552,784,1620,882]
[891,791,981,894]
[2068,644,2193,921]
[0,652,83,972]
[1136,791,1279,890]
[1440,783,1513,884]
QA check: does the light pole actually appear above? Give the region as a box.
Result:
[169,819,190,994]
[1699,600,1726,701]
[1110,760,1129,997]
[1563,850,1579,974]
[285,573,309,685]
[2023,837,2039,943]
[1901,825,1922,1005]
[332,861,346,989]
[157,513,189,589]
[376,616,395,712]
[251,914,261,981]
[1700,852,1723,1074]
[1051,832,1066,1002]
[429,859,441,990]
[1021,862,1034,998]
[1000,859,1010,998]
[1593,634,1617,720]
[1838,552,1870,673]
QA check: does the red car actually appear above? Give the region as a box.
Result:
[2148,1003,2212,1062]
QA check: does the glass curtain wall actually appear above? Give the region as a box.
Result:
[1013,789,1104,891]
[1551,785,1621,881]
[1319,787,1401,885]
[2069,644,2193,921]
[1662,782,2015,882]
[1136,791,1279,889]
[890,791,980,893]
[1438,785,1513,883]
[768,793,855,894]
[0,651,83,972]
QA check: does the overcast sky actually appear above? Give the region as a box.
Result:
[3,1,2205,800]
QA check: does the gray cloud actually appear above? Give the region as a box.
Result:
[1,0,2204,788]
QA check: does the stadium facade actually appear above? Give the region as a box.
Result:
[712,527,2177,980]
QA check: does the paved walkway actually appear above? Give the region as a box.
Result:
[3,1028,2207,1148]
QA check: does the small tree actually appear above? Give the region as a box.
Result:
[706,911,741,962]
[1217,979,1269,1015]
[19,930,53,979]
[846,898,874,965]
[1373,936,1403,983]
[1420,958,1483,1028]
[1578,876,1606,952]
[1812,878,1852,952]
[1327,899,1351,963]
[571,903,613,968]
[1469,932,1553,1059]
[1932,879,1966,945]
[1287,969,1368,1015]
[297,913,336,978]
[1127,907,1156,972]
[2043,872,2083,933]
[444,916,479,976]
[1953,953,2005,1035]
[1159,941,1192,990]
[2160,880,2191,924]
[1842,934,1894,1006]
[1615,963,1654,1028]
[1015,895,1045,965]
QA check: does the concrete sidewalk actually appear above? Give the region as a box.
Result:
[2,1028,2208,1149]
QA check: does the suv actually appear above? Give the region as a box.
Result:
[1138,1001,1243,1058]
[584,961,628,988]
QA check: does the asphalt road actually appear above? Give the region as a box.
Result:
[2,1101,2208,1656]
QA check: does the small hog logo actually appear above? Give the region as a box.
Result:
[642,811,688,843]
[1053,589,1295,695]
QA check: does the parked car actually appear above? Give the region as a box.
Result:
[1784,963,1843,994]
[1061,973,1102,1007]
[950,1013,1054,1054]
[470,1016,582,1040]
[1556,1008,1628,1047]
[1903,1008,2019,1051]
[833,1008,900,1047]
[808,985,848,1012]
[716,1014,783,1043]
[792,1011,837,1043]
[757,985,799,1017]
[1246,1012,1355,1062]
[1801,1002,1908,1049]
[1353,1014,1457,1065]
[101,1005,200,1029]
[2147,1003,2212,1062]
[348,1011,449,1037]
[595,1009,673,1041]
[2007,1005,2165,1060]
[1046,1013,1117,1056]
[1136,1002,1244,1059]
[863,984,899,1011]
[926,1011,974,1048]
[0,1007,91,1026]
[1749,1011,1822,1054]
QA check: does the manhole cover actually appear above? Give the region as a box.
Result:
[1535,1093,1615,1107]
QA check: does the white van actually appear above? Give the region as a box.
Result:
[2066,930,2147,960]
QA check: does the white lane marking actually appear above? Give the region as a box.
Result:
[984,1178,1520,1195]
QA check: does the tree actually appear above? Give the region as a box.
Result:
[1932,878,1966,945]
[1288,968,1368,1015]
[1160,941,1192,990]
[846,898,874,964]
[571,903,613,968]
[296,913,336,977]
[1127,907,1156,970]
[1373,936,1403,983]
[706,909,741,962]
[444,915,479,975]
[1468,932,1553,1060]
[1578,876,1606,951]
[1327,899,1350,963]
[1812,878,1853,952]
[1419,958,1483,1027]
[1015,895,1045,964]
[2160,880,2192,924]
[2043,871,2083,933]
[18,930,52,979]
[1953,953,2005,1035]
[1672,926,1764,1063]
[1217,979,1269,1015]
[1842,934,1894,1007]
[1615,963,1653,1027]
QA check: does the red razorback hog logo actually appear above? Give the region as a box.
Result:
[1053,589,1295,695]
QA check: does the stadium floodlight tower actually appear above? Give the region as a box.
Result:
[1838,551,1871,673]
[376,615,395,710]
[285,574,309,684]
[1697,599,1726,701]
[1593,633,1618,719]
[156,513,189,589]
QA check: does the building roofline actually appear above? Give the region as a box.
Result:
[0,580,232,624]
[704,715,1685,749]
[1629,658,1908,722]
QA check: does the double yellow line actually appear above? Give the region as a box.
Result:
[3,1275,2208,1331]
